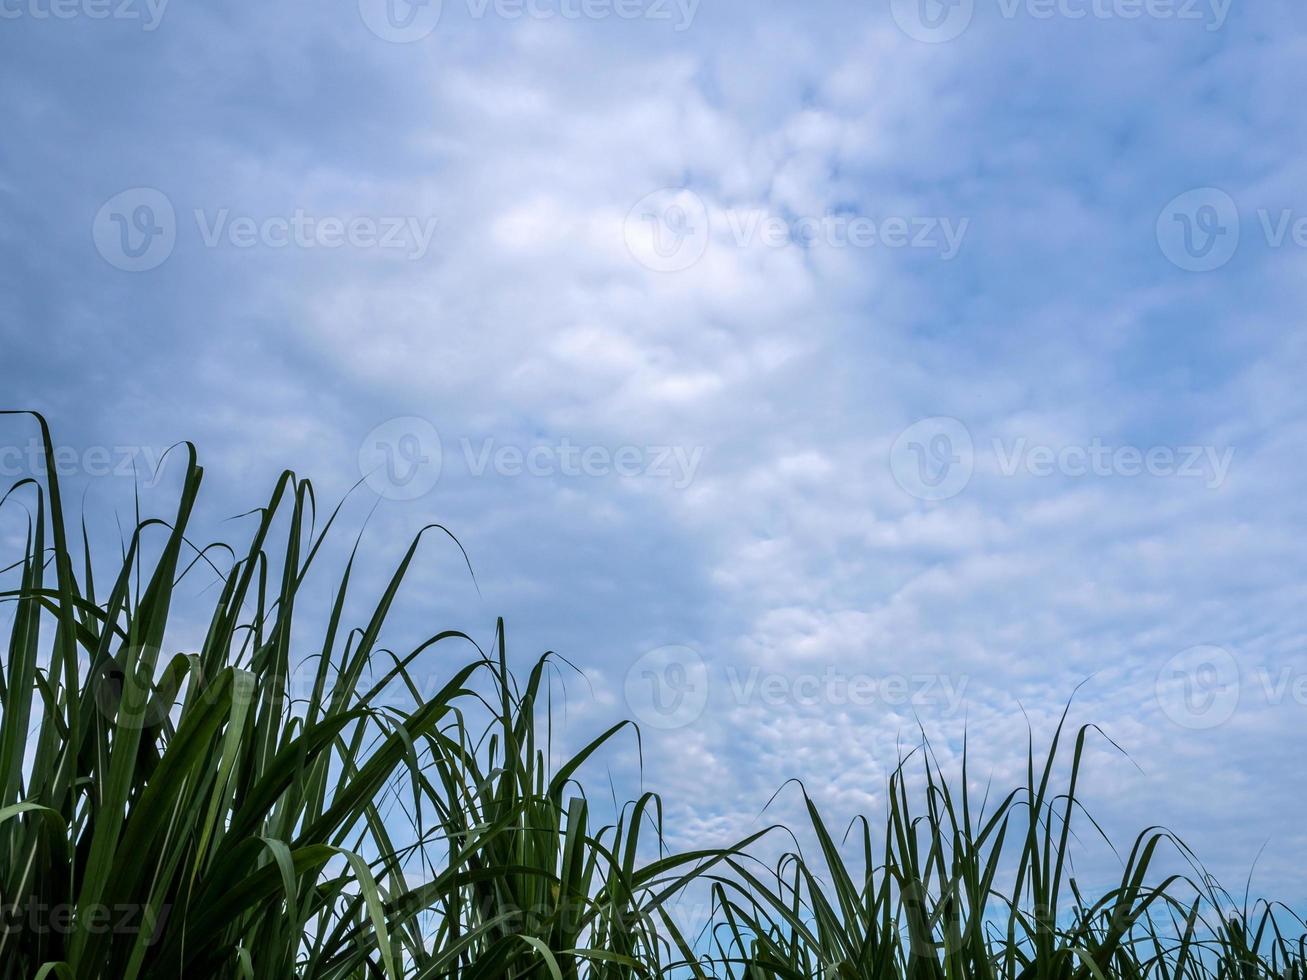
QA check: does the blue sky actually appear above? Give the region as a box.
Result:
[2,0,1306,904]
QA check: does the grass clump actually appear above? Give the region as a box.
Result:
[0,412,1302,978]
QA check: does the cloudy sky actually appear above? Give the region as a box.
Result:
[2,0,1305,904]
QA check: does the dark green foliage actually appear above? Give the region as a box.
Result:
[0,414,1301,978]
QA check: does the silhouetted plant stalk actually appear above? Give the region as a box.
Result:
[0,412,1302,978]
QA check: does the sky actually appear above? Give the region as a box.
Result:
[2,0,1306,906]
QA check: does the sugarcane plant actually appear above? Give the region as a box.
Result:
[0,412,729,979]
[1,410,1303,979]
